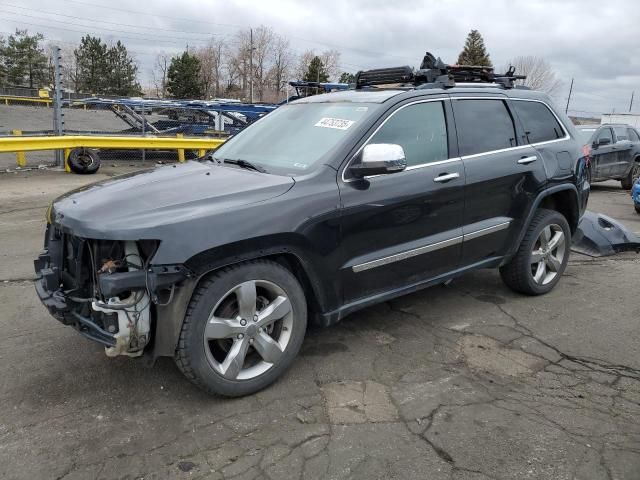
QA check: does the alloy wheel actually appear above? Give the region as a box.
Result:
[203,280,293,380]
[530,224,566,285]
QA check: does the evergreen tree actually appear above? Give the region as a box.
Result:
[167,51,203,99]
[457,30,492,66]
[106,41,140,96]
[74,35,109,93]
[339,72,355,84]
[3,30,48,88]
[303,56,329,83]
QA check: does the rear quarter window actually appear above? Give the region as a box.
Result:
[512,100,564,144]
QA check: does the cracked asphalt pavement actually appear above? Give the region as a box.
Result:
[1,168,639,480]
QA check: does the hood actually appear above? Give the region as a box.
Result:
[53,161,294,239]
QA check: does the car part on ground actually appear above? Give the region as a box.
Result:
[571,210,640,257]
[67,148,100,174]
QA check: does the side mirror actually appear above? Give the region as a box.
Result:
[349,143,407,178]
[596,137,611,146]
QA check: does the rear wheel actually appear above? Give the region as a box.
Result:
[621,162,640,189]
[635,204,640,214]
[500,209,571,295]
[175,260,307,397]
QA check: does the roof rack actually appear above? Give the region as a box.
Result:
[354,52,527,90]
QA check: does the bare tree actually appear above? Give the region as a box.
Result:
[320,49,341,81]
[294,49,341,82]
[269,34,292,101]
[195,38,226,99]
[294,50,316,81]
[152,52,169,98]
[504,56,562,95]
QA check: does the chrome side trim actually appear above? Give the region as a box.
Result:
[351,220,512,273]
[352,236,463,273]
[463,221,511,241]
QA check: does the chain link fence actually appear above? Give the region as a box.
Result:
[0,97,236,170]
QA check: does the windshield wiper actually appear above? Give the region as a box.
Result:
[220,158,267,173]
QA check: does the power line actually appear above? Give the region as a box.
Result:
[1,10,227,44]
[0,3,223,38]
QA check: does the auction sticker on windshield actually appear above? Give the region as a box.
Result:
[315,117,355,130]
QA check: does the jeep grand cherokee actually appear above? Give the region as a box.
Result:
[35,58,590,396]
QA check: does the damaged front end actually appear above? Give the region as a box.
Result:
[34,223,190,357]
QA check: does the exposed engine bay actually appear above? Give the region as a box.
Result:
[34,223,190,358]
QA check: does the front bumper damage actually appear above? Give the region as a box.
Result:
[571,210,640,257]
[34,224,191,357]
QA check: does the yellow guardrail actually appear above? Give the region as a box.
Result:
[1,95,52,106]
[0,134,226,170]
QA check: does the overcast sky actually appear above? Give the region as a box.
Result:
[2,0,638,116]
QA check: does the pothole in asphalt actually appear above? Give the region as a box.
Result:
[459,335,547,377]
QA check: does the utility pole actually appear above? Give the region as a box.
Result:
[249,28,254,103]
[51,45,65,167]
[565,77,574,114]
[629,91,635,112]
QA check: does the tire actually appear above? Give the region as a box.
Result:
[175,259,307,397]
[68,148,100,174]
[500,209,571,295]
[621,161,640,190]
[635,205,640,214]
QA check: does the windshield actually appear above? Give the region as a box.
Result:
[212,102,377,175]
[577,128,596,142]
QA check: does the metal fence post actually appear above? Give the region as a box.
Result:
[141,103,146,165]
[176,133,185,162]
[51,46,65,168]
[12,130,27,167]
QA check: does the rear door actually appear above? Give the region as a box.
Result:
[338,98,465,303]
[451,96,545,266]
[611,125,634,177]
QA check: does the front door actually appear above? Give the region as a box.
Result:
[338,98,465,304]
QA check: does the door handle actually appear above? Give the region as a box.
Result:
[518,156,537,165]
[433,172,460,183]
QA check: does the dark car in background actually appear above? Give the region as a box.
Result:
[577,124,640,189]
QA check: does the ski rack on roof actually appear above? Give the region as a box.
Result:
[354,52,527,90]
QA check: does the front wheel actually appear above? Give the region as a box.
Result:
[621,162,640,190]
[175,260,307,396]
[500,209,571,295]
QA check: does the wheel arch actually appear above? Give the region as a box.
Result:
[509,185,580,259]
[150,235,334,361]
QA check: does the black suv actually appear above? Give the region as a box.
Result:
[35,60,589,396]
[576,123,640,189]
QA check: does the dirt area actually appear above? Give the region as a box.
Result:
[0,168,639,480]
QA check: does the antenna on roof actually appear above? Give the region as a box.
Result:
[354,52,527,90]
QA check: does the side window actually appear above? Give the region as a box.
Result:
[596,128,613,144]
[454,99,517,156]
[613,126,628,142]
[628,128,640,142]
[367,101,448,167]
[512,100,564,144]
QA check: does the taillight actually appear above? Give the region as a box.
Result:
[582,144,592,165]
